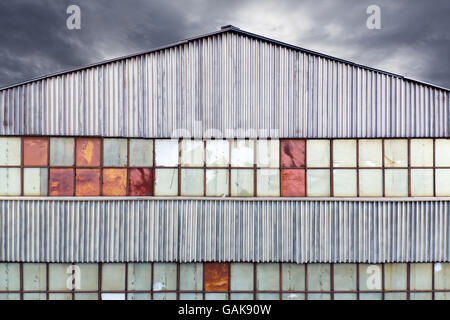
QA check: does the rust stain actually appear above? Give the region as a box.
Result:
[24,138,48,166]
[49,168,74,196]
[281,169,306,197]
[204,262,229,292]
[76,138,101,167]
[281,140,305,168]
[128,168,153,196]
[76,169,100,196]
[102,168,127,196]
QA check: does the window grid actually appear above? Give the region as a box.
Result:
[1,262,449,300]
[0,137,449,197]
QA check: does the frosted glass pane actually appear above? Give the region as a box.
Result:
[256,263,279,290]
[23,263,46,291]
[333,169,357,197]
[306,140,330,167]
[230,263,253,290]
[307,169,330,196]
[0,168,21,195]
[102,264,126,290]
[0,263,20,290]
[180,264,203,290]
[333,264,356,291]
[181,140,204,167]
[128,263,152,290]
[384,264,407,290]
[154,168,178,196]
[411,169,433,196]
[307,264,330,291]
[411,139,433,167]
[231,169,254,196]
[410,263,432,290]
[436,169,450,196]
[206,169,228,196]
[180,169,204,196]
[206,140,229,167]
[23,168,48,196]
[48,264,72,291]
[155,140,178,166]
[384,140,408,167]
[359,264,382,291]
[50,138,74,166]
[436,139,450,167]
[333,140,356,167]
[231,140,254,167]
[103,138,128,167]
[75,264,98,291]
[359,139,382,167]
[385,169,408,197]
[359,169,382,197]
[153,263,177,291]
[256,140,279,167]
[282,293,305,300]
[129,139,153,167]
[282,264,305,291]
[435,263,450,290]
[257,169,280,196]
[0,137,21,166]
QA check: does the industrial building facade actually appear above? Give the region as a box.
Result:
[0,26,449,300]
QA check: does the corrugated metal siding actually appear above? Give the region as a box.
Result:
[0,32,448,138]
[0,199,448,263]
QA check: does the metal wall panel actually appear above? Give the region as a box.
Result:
[0,199,448,263]
[0,31,448,138]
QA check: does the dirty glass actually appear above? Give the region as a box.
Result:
[411,169,434,196]
[256,140,279,167]
[23,168,48,196]
[50,138,74,166]
[306,169,330,196]
[0,168,21,195]
[384,169,408,197]
[435,139,450,167]
[0,137,21,166]
[436,169,450,196]
[359,169,383,197]
[179,263,203,300]
[129,139,153,167]
[306,140,330,167]
[180,169,204,196]
[359,139,382,167]
[384,139,408,167]
[410,139,433,167]
[230,169,254,196]
[257,169,280,196]
[102,263,126,291]
[333,169,357,196]
[103,138,128,167]
[333,140,356,167]
[205,140,229,167]
[230,140,254,167]
[154,168,178,196]
[181,140,204,167]
[205,169,228,196]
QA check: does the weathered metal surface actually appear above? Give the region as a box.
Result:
[0,199,448,263]
[0,30,448,139]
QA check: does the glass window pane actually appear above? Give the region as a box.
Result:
[49,263,72,291]
[181,140,204,167]
[411,169,434,196]
[231,169,254,196]
[103,138,128,167]
[384,263,407,290]
[282,263,305,291]
[154,168,178,196]
[384,139,408,167]
[153,263,177,291]
[306,169,330,196]
[180,263,203,290]
[101,293,125,300]
[206,140,229,167]
[231,140,254,167]
[0,168,21,195]
[23,168,48,196]
[206,169,228,196]
[155,140,178,167]
[0,137,21,166]
[281,169,305,197]
[256,263,279,291]
[385,169,408,197]
[0,263,20,291]
[23,263,46,295]
[257,293,279,300]
[282,293,305,300]
[306,140,330,167]
[230,263,253,291]
[281,140,305,168]
[411,139,433,167]
[257,169,280,196]
[129,139,153,167]
[307,264,330,291]
[153,293,176,300]
[333,140,356,167]
[359,264,382,292]
[102,263,126,291]
[205,293,228,300]
[435,263,450,290]
[127,263,152,291]
[333,264,356,291]
[410,263,432,291]
[180,169,204,196]
[74,264,98,291]
[436,169,450,196]
[333,169,357,196]
[359,169,382,197]
[257,140,279,167]
[359,139,382,167]
[436,139,450,167]
[50,138,74,166]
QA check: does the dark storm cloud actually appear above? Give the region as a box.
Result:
[0,0,448,88]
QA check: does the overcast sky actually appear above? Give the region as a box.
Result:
[0,0,449,89]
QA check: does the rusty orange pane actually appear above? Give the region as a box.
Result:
[24,138,48,166]
[76,138,101,167]
[280,140,305,168]
[49,168,74,196]
[76,169,100,196]
[128,168,153,196]
[102,169,127,196]
[281,169,306,197]
[204,263,229,292]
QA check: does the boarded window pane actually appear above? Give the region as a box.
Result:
[0,137,21,166]
[257,140,279,167]
[385,169,408,197]
[204,263,229,292]
[306,169,330,196]
[24,138,48,166]
[411,139,433,167]
[205,169,228,196]
[410,263,432,290]
[231,169,254,196]
[280,140,305,168]
[257,169,280,196]
[384,139,408,167]
[281,169,305,197]
[49,168,74,196]
[180,169,204,196]
[103,168,127,196]
[180,263,203,291]
[76,169,100,196]
[76,138,101,167]
[411,169,434,196]
[306,140,330,167]
[231,140,254,167]
[154,168,178,196]
[359,264,382,292]
[359,169,382,197]
[359,139,382,167]
[181,140,204,167]
[333,140,356,167]
[333,169,357,196]
[48,264,71,291]
[205,140,229,167]
[155,140,178,167]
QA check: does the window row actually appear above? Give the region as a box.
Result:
[1,262,449,300]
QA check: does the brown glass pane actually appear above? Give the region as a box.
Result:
[102,169,127,196]
[128,168,153,196]
[23,138,48,166]
[76,138,101,167]
[76,169,100,196]
[49,168,74,196]
[281,140,305,168]
[204,262,229,292]
[281,169,306,197]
